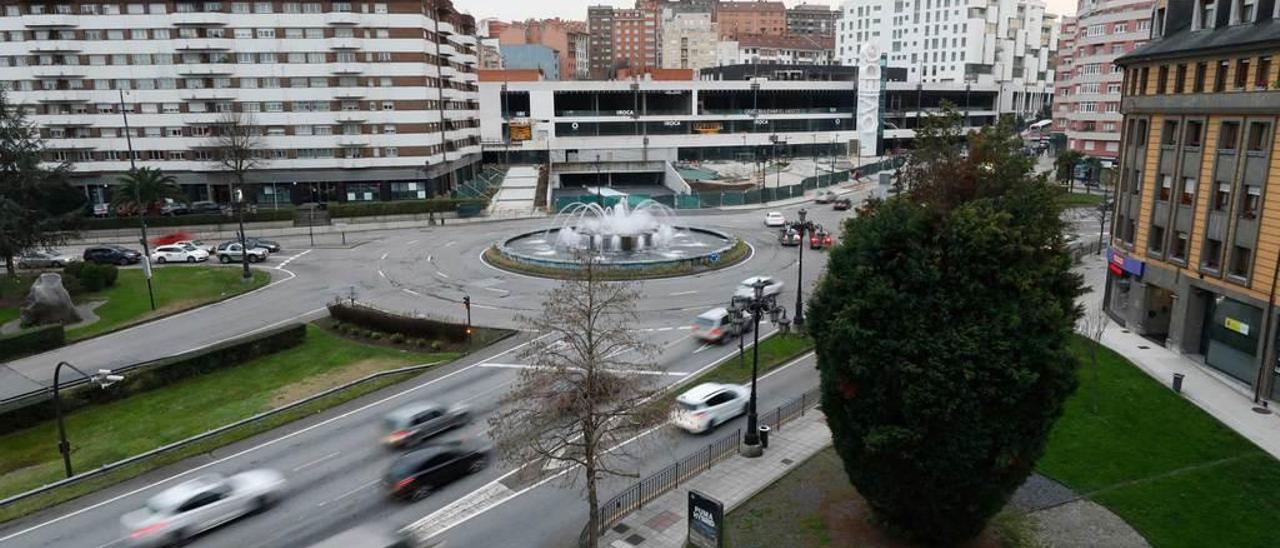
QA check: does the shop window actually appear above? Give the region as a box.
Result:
[1171,231,1189,261]
[1162,120,1179,145]
[1214,183,1231,211]
[1241,185,1261,218]
[1215,60,1229,92]
[1181,177,1197,205]
[1229,245,1252,279]
[1219,121,1240,150]
[1184,120,1203,147]
[1160,175,1173,201]
[1247,122,1270,152]
[1149,225,1166,254]
[1203,238,1223,270]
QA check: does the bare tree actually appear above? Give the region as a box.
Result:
[1079,295,1111,414]
[207,111,266,281]
[488,256,666,546]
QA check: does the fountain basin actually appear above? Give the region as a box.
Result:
[493,226,741,276]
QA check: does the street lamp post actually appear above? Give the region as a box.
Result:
[118,90,156,311]
[53,362,124,478]
[729,279,788,458]
[794,209,807,327]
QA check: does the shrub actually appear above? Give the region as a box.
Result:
[415,338,429,348]
[0,325,66,362]
[431,340,442,351]
[80,210,294,231]
[327,301,469,343]
[327,198,488,219]
[77,263,117,292]
[370,332,382,340]
[390,333,405,344]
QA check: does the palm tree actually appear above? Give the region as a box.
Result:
[1055,149,1084,192]
[111,167,187,216]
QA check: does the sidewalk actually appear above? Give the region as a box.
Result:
[1078,254,1280,461]
[598,411,832,548]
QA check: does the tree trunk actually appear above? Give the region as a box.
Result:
[4,254,14,278]
[586,442,600,547]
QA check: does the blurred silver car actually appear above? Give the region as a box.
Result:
[383,402,471,449]
[122,470,285,546]
[17,250,76,269]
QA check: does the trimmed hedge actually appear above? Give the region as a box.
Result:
[64,262,118,293]
[0,325,65,363]
[328,301,468,343]
[82,210,294,231]
[0,323,305,436]
[328,198,488,219]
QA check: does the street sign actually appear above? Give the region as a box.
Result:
[708,252,720,263]
[688,490,724,548]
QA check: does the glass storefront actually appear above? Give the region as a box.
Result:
[1203,295,1262,384]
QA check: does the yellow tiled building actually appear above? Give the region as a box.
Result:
[1108,0,1280,400]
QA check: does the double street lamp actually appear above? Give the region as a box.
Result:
[728,279,789,458]
[794,209,808,327]
[53,362,124,478]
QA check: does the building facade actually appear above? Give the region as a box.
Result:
[571,31,591,80]
[729,34,835,65]
[0,0,481,207]
[716,0,785,39]
[1052,15,1078,134]
[1053,0,1155,162]
[785,2,839,37]
[609,7,660,76]
[1108,0,1280,402]
[479,37,503,70]
[661,12,717,70]
[587,5,614,79]
[500,44,560,80]
[836,0,1058,117]
[495,19,585,81]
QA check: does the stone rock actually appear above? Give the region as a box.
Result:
[20,273,82,327]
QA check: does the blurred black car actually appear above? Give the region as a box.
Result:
[384,439,491,502]
[83,245,142,265]
[188,201,223,215]
[833,198,852,211]
[244,238,281,253]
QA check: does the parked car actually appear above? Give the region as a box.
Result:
[174,240,216,254]
[120,470,285,547]
[670,383,749,434]
[833,198,852,211]
[384,439,492,502]
[383,402,471,449]
[777,226,802,246]
[809,226,833,250]
[160,200,188,216]
[764,211,786,227]
[188,201,223,215]
[814,190,837,204]
[150,245,208,264]
[691,307,752,344]
[243,238,281,253]
[84,245,142,266]
[733,276,783,300]
[18,250,76,269]
[216,242,268,263]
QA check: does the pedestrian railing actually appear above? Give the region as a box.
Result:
[590,386,823,541]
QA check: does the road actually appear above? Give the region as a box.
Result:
[0,186,863,547]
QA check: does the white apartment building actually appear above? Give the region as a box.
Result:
[660,12,717,71]
[836,0,1058,116]
[0,0,481,207]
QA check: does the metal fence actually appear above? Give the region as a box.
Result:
[593,386,823,537]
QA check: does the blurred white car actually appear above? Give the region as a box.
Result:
[671,383,749,433]
[733,276,783,300]
[150,245,208,264]
[122,470,285,546]
[764,211,786,227]
[175,240,216,254]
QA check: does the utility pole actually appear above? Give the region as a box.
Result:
[119,90,156,311]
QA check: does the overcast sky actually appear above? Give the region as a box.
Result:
[453,0,1078,24]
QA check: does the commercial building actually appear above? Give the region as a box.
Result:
[724,34,836,66]
[661,12,718,71]
[786,2,840,37]
[700,63,886,81]
[1052,0,1155,161]
[1107,0,1280,402]
[717,0,786,39]
[571,31,591,80]
[587,5,614,79]
[0,0,481,207]
[587,4,660,79]
[500,44,561,80]
[835,0,1058,117]
[494,18,587,81]
[479,37,503,70]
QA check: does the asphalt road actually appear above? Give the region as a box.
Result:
[0,187,863,547]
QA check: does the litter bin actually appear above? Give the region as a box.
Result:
[758,425,771,449]
[1173,373,1185,393]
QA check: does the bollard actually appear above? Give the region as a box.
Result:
[1173,373,1185,393]
[758,425,770,449]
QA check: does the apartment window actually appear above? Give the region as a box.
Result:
[1215,60,1229,92]
[1257,56,1271,89]
[128,4,145,14]
[1236,58,1251,89]
[283,3,300,13]
[384,147,399,157]
[262,77,280,88]
[1157,65,1169,94]
[286,28,303,38]
[1162,120,1179,146]
[253,2,272,13]
[309,77,327,88]
[289,77,307,88]
[383,125,397,134]
[1139,67,1150,94]
[154,29,171,40]
[305,28,324,38]
[307,52,326,63]
[1148,225,1166,254]
[314,125,332,135]
[1214,182,1231,210]
[1229,246,1252,279]
[1247,122,1270,152]
[1219,121,1241,150]
[164,103,181,114]
[1174,64,1187,93]
[1185,120,1204,147]
[1181,178,1197,205]
[237,52,255,64]
[243,102,261,113]
[335,27,354,38]
[1160,175,1173,201]
[303,3,322,13]
[259,53,276,63]
[256,29,275,39]
[287,52,306,63]
[336,52,357,63]
[1202,238,1223,270]
[265,102,284,112]
[1200,0,1217,29]
[1242,186,1261,218]
[382,101,395,111]
[333,2,352,12]
[1239,0,1256,23]
[1171,231,1189,261]
[1194,63,1207,92]
[374,3,388,14]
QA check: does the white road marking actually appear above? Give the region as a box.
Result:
[320,479,378,507]
[473,303,498,310]
[436,271,450,279]
[670,290,698,296]
[380,252,389,261]
[378,270,386,279]
[478,363,687,377]
[482,287,507,294]
[427,254,433,263]
[92,539,125,548]
[445,241,457,247]
[692,342,714,354]
[274,249,312,270]
[0,333,553,544]
[407,240,419,246]
[402,288,423,297]
[292,451,341,472]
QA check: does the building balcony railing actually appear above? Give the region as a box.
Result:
[328,39,362,50]
[176,64,235,76]
[329,63,365,74]
[36,91,89,103]
[326,12,361,25]
[172,11,229,25]
[30,41,81,53]
[332,88,367,99]
[22,14,77,27]
[32,65,87,78]
[173,39,233,51]
[337,135,369,146]
[335,111,369,122]
[182,89,237,101]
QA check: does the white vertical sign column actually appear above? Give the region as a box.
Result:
[856,43,882,160]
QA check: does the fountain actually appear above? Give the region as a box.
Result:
[493,199,740,276]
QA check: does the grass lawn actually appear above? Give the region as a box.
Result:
[66,267,270,340]
[1057,190,1106,208]
[0,324,456,506]
[699,332,814,385]
[0,307,18,328]
[1035,337,1280,548]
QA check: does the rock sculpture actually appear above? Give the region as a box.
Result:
[20,273,82,327]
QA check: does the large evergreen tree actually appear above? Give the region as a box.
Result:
[0,90,82,276]
[807,106,1083,543]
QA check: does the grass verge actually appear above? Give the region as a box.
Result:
[1056,190,1106,208]
[698,332,814,385]
[1035,336,1280,548]
[66,267,271,340]
[0,324,456,522]
[483,238,751,281]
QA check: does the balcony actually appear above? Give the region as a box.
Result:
[329,64,364,74]
[336,111,368,122]
[177,64,235,76]
[23,14,77,27]
[437,42,458,59]
[325,12,360,25]
[182,89,237,101]
[31,41,81,53]
[337,135,369,146]
[328,39,362,50]
[172,11,229,25]
[173,39,233,51]
[32,65,87,78]
[36,91,89,103]
[332,88,366,99]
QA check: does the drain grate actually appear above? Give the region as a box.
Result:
[612,524,631,534]
[625,533,647,545]
[1138,345,1150,349]
[781,458,794,465]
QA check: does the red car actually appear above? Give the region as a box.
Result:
[810,227,833,250]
